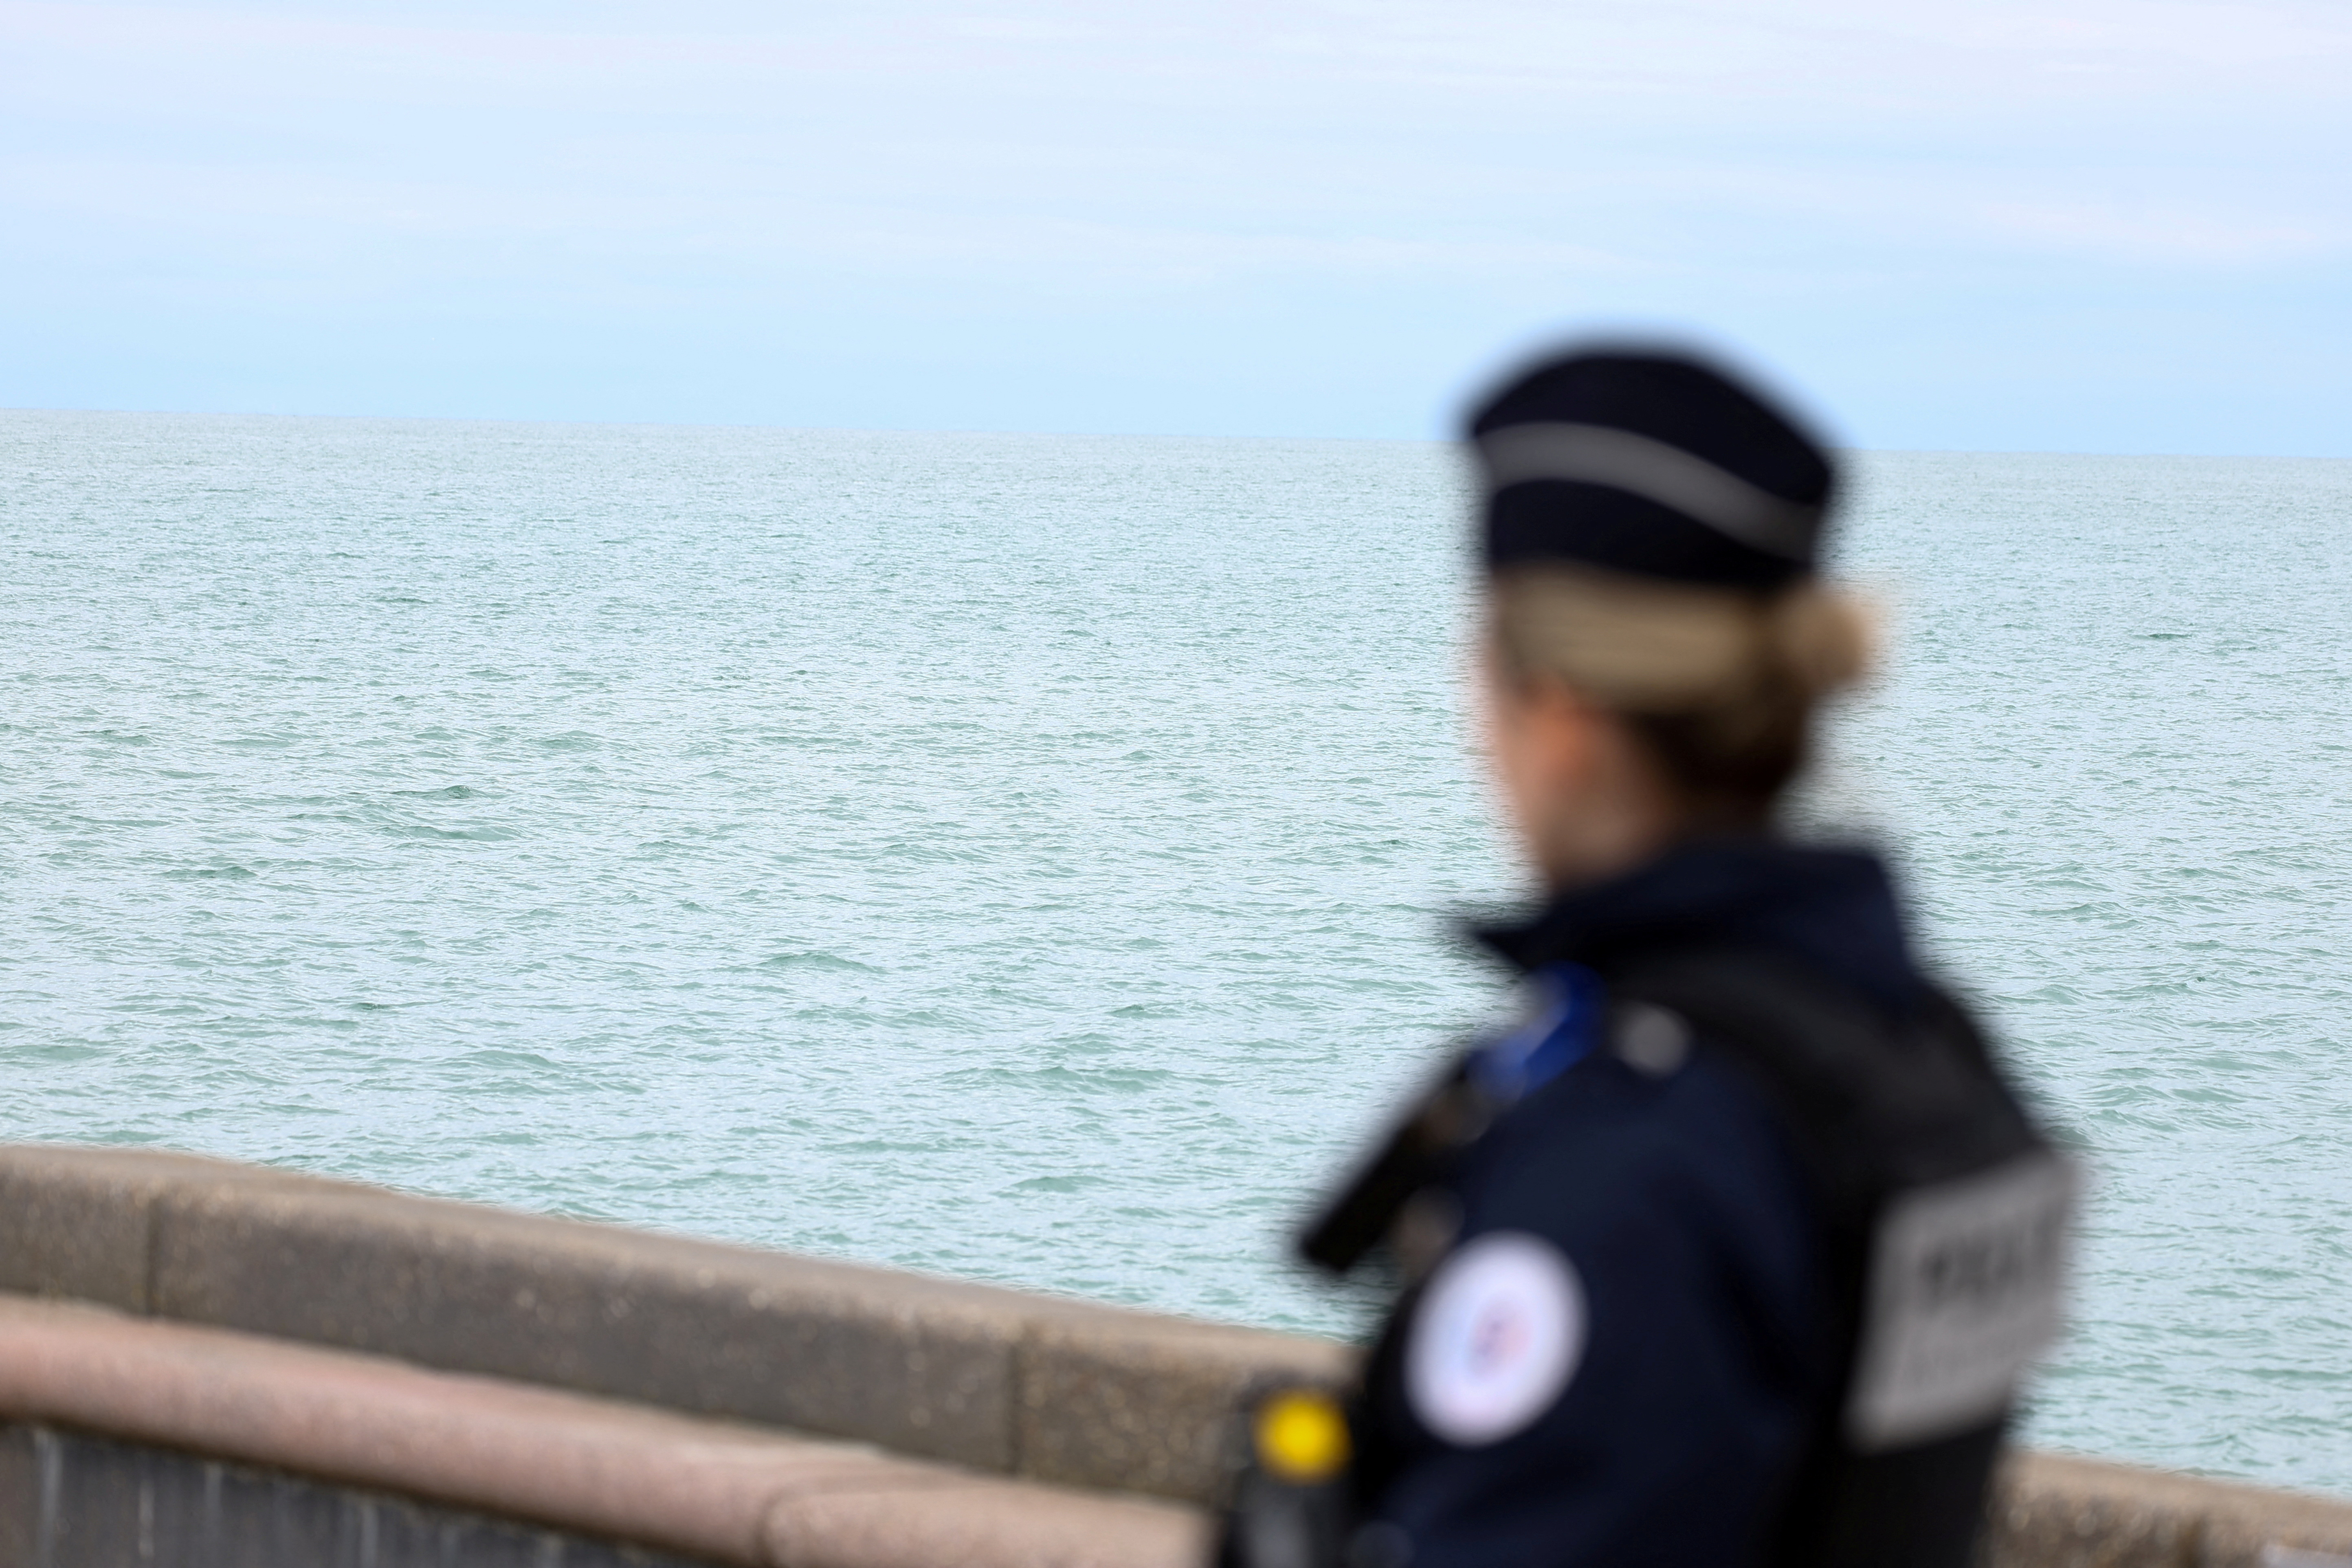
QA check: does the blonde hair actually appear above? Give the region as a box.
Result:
[1487,563,1875,813]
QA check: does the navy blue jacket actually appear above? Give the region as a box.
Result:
[1354,838,1928,1568]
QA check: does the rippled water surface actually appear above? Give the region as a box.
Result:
[4,412,2348,1495]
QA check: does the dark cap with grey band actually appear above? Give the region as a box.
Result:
[1469,349,1838,589]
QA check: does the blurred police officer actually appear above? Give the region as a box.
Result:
[1220,348,2074,1568]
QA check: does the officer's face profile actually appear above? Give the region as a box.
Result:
[1478,638,1682,892]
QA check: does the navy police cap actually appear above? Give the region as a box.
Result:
[1469,348,1836,589]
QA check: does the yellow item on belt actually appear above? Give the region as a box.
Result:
[1255,1389,1351,1483]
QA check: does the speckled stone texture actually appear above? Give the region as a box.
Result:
[1988,1452,2352,1568]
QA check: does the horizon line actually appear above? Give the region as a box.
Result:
[4,402,2346,464]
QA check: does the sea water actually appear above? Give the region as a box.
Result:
[4,411,2348,1495]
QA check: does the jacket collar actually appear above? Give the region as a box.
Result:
[1471,836,1922,1009]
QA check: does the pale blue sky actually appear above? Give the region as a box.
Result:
[5,0,2348,451]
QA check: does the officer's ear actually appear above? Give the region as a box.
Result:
[1481,643,1684,886]
[1523,677,1617,790]
[1480,648,1610,803]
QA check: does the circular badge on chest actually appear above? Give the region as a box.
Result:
[1406,1230,1587,1446]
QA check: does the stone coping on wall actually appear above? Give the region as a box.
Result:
[1,1142,2347,1568]
[1996,1453,2352,1568]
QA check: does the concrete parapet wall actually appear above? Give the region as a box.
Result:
[0,1144,1341,1505]
[0,1142,2345,1567]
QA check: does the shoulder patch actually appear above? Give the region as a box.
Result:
[1406,1231,1587,1446]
